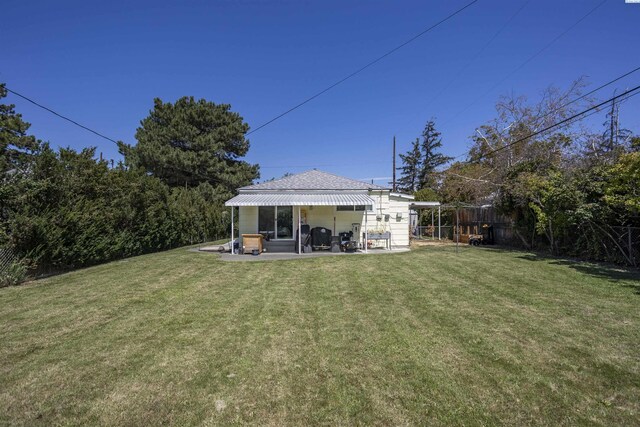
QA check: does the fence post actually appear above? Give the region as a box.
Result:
[431,209,434,240]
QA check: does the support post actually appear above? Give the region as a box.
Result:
[431,209,435,240]
[438,205,441,240]
[364,210,368,253]
[230,206,235,255]
[298,206,302,254]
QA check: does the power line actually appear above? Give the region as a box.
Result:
[436,87,639,187]
[3,86,120,145]
[246,0,480,136]
[248,84,640,177]
[408,0,531,125]
[535,65,640,123]
[277,81,639,179]
[554,89,637,128]
[472,84,640,162]
[4,2,479,144]
[440,0,608,128]
[444,65,640,163]
[270,74,640,176]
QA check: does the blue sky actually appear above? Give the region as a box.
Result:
[2,0,639,184]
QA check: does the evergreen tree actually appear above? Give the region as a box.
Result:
[0,84,39,176]
[1,88,238,271]
[418,120,452,190]
[120,96,259,196]
[397,138,421,192]
[1,84,40,248]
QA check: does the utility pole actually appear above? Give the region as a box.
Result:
[392,136,396,192]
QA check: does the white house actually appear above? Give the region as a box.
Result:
[224,169,414,254]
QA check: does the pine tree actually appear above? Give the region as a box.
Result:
[397,138,422,192]
[119,96,259,195]
[418,120,452,190]
[0,84,39,176]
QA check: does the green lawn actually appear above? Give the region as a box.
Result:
[1,246,638,426]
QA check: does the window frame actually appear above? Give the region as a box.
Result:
[258,205,294,240]
[335,205,373,212]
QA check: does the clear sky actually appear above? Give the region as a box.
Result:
[2,0,639,184]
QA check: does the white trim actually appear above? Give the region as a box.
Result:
[258,206,294,240]
[334,205,371,212]
[390,192,415,200]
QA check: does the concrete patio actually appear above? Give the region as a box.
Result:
[191,245,409,262]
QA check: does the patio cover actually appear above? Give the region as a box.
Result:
[225,193,376,207]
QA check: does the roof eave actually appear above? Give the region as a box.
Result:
[239,188,388,193]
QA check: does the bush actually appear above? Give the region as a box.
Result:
[2,145,232,270]
[0,258,28,287]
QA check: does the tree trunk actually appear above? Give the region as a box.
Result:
[514,228,531,249]
[591,221,633,265]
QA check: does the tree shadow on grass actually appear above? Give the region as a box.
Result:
[516,252,640,294]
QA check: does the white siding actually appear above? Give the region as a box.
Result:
[306,207,367,245]
[388,194,411,248]
[363,191,411,249]
[237,206,258,245]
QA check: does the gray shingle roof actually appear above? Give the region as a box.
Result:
[240,169,388,191]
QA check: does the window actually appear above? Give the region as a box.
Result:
[277,206,293,239]
[336,205,372,211]
[258,206,275,239]
[259,206,293,240]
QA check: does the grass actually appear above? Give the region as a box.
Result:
[0,245,639,426]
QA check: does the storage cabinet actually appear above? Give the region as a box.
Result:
[242,234,263,254]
